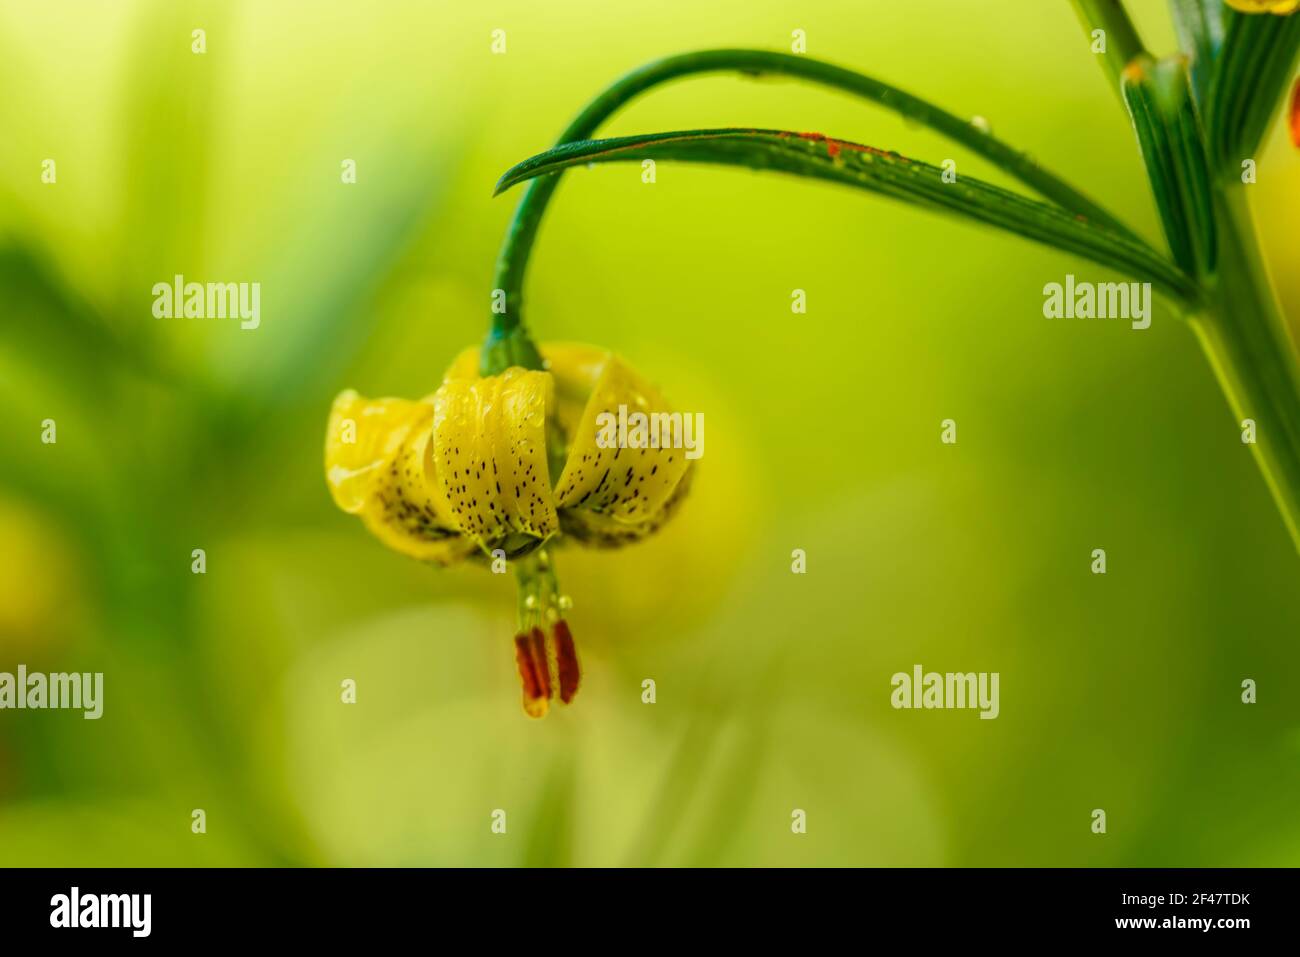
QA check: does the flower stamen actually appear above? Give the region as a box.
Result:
[513,548,581,717]
[553,619,580,704]
[513,632,549,718]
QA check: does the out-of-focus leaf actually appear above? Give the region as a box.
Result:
[0,242,180,392]
[1169,0,1226,102]
[522,758,576,867]
[115,2,223,329]
[0,800,255,867]
[215,149,447,421]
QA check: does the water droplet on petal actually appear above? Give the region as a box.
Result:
[970,115,992,135]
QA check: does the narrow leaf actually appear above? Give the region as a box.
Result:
[1206,8,1300,173]
[554,49,1140,239]
[493,49,1145,324]
[496,129,1197,302]
[1122,56,1217,275]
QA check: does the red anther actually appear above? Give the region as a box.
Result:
[514,633,548,718]
[553,620,581,704]
[529,626,552,701]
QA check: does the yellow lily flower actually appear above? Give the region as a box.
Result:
[325,343,694,717]
[1223,0,1299,13]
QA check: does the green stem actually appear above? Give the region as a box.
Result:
[483,47,1141,374]
[1071,0,1148,98]
[1168,0,1224,103]
[1191,187,1300,552]
[515,547,566,632]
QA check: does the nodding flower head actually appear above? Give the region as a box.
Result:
[1223,0,1299,13]
[324,342,694,717]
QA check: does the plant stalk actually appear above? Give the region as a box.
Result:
[1071,0,1149,98]
[1190,186,1300,551]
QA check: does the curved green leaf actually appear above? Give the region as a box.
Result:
[486,47,1145,373]
[1206,8,1300,175]
[495,128,1197,302]
[553,49,1138,238]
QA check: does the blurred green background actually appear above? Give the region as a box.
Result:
[2,0,1298,867]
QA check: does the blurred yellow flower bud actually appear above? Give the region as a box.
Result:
[1223,0,1299,14]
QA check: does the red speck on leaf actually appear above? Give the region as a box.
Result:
[795,131,898,161]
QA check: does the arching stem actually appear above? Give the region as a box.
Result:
[482,48,1141,375]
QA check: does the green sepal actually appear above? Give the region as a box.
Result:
[1122,55,1217,277]
[479,325,546,377]
[1206,8,1300,176]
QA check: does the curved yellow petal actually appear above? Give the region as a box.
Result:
[326,390,428,513]
[434,343,695,548]
[324,390,473,564]
[443,342,610,442]
[539,342,611,390]
[432,368,559,553]
[540,342,611,443]
[560,462,695,547]
[442,345,480,381]
[1224,0,1298,12]
[553,355,693,529]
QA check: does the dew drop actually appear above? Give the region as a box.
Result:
[969,115,992,135]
